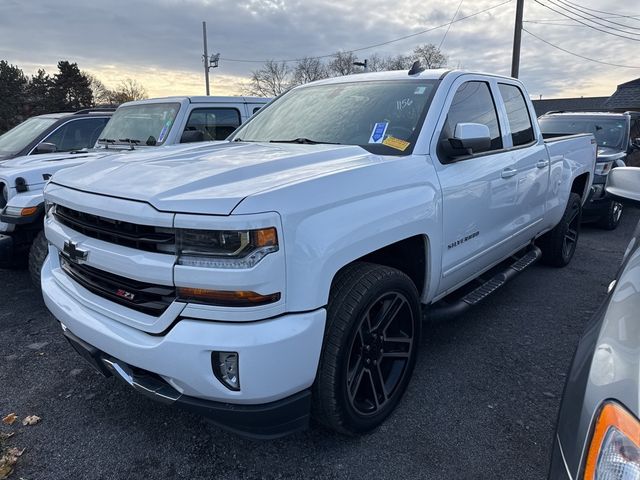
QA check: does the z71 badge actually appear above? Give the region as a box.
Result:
[448,231,479,249]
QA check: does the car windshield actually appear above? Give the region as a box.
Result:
[231,80,439,155]
[97,103,180,147]
[539,117,628,150]
[0,116,58,155]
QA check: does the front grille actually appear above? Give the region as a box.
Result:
[60,255,176,316]
[54,205,174,253]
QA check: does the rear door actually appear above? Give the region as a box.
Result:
[496,82,549,235]
[431,77,520,294]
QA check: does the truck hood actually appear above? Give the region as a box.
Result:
[51,141,382,214]
[0,151,113,187]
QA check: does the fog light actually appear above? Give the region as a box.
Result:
[212,351,240,391]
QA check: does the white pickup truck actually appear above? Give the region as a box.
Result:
[41,67,596,439]
[0,96,268,282]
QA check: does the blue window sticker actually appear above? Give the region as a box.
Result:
[158,124,169,143]
[369,122,388,144]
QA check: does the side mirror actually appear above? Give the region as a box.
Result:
[449,123,491,156]
[606,167,640,202]
[34,142,57,154]
[180,130,205,144]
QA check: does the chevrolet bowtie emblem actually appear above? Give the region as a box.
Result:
[63,240,88,263]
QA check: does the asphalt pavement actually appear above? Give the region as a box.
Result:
[1,207,637,480]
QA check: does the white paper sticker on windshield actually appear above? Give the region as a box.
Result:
[369,122,388,144]
[414,86,427,95]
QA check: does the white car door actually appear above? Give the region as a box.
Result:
[495,82,549,239]
[431,77,520,295]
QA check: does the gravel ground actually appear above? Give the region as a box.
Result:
[1,207,637,480]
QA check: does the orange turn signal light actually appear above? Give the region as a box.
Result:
[584,402,640,479]
[255,227,278,247]
[177,287,281,307]
[20,207,39,217]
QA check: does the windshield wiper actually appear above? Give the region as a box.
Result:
[97,138,116,149]
[269,138,341,145]
[118,138,141,150]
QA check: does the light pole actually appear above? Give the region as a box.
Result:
[353,59,368,72]
[202,21,220,95]
[511,0,525,78]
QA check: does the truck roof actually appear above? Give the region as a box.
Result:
[540,111,628,118]
[302,68,527,88]
[120,96,270,107]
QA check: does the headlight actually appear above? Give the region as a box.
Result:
[44,201,55,219]
[176,227,278,269]
[595,161,614,176]
[585,402,640,479]
[3,205,38,218]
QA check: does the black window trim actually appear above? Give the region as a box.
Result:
[497,82,538,150]
[436,80,506,165]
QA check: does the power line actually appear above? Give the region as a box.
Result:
[221,0,512,64]
[562,0,640,22]
[527,14,640,22]
[553,0,640,32]
[439,0,465,49]
[522,27,640,68]
[534,0,640,40]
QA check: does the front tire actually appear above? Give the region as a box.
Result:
[312,262,421,435]
[596,200,623,230]
[28,230,48,288]
[538,192,582,267]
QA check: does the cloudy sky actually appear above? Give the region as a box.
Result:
[1,0,638,99]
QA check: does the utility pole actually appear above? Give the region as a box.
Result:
[202,21,220,95]
[511,0,525,78]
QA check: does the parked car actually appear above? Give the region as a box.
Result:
[0,96,269,283]
[549,166,640,479]
[539,111,640,230]
[0,109,114,161]
[41,67,596,439]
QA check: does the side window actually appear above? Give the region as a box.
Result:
[498,84,535,146]
[44,118,109,151]
[438,81,502,160]
[182,108,241,141]
[253,106,262,114]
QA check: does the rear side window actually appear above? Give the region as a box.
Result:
[183,108,241,141]
[438,81,502,159]
[44,117,109,152]
[499,84,534,146]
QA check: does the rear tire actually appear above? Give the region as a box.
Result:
[28,230,48,288]
[538,193,582,268]
[596,200,623,231]
[312,262,421,435]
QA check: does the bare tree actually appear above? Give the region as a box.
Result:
[412,44,447,69]
[327,51,359,76]
[291,57,328,86]
[382,54,414,71]
[85,73,114,105]
[111,78,148,103]
[248,60,290,97]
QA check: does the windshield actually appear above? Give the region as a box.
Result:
[0,117,58,155]
[97,103,180,147]
[539,117,628,150]
[231,80,439,155]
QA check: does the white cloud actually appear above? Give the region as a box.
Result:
[0,0,637,98]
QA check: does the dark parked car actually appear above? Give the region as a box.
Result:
[0,109,113,161]
[539,111,640,230]
[549,166,640,479]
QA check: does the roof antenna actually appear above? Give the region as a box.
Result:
[408,61,424,76]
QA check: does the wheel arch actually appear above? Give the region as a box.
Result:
[571,172,590,203]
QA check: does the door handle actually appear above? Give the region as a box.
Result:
[501,167,518,179]
[536,160,550,169]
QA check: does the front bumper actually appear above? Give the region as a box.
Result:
[62,326,312,439]
[41,254,326,435]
